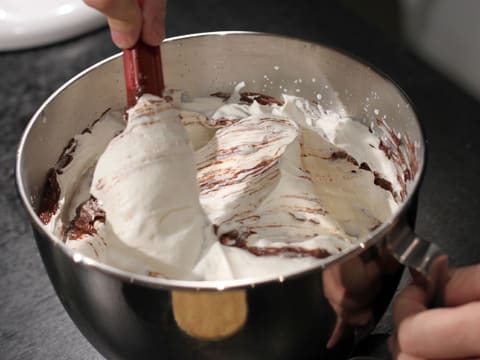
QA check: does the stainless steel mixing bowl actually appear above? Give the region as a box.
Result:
[17,32,440,359]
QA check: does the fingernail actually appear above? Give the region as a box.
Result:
[141,27,164,47]
[111,30,135,49]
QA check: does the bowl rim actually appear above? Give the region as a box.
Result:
[16,30,425,290]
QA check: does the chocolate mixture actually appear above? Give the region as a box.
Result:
[38,92,418,260]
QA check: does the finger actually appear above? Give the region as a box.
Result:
[325,280,373,314]
[392,283,428,327]
[326,317,345,349]
[444,264,480,306]
[140,0,167,45]
[397,302,480,359]
[390,284,427,358]
[323,256,382,318]
[389,336,425,360]
[323,263,372,312]
[339,255,381,296]
[390,335,458,360]
[395,355,424,360]
[84,0,142,48]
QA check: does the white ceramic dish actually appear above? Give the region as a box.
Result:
[0,0,106,51]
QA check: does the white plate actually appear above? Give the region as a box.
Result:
[0,0,106,51]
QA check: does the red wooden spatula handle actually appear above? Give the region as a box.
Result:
[123,41,165,108]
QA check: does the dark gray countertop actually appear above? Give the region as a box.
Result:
[2,2,479,359]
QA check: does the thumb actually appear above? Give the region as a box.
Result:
[84,0,142,48]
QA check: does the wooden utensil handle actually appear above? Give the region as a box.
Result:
[123,41,165,108]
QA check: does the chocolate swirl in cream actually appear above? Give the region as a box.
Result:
[38,84,415,280]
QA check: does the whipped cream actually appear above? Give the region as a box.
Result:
[39,83,415,281]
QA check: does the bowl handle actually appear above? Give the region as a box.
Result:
[349,222,450,360]
[385,220,449,307]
